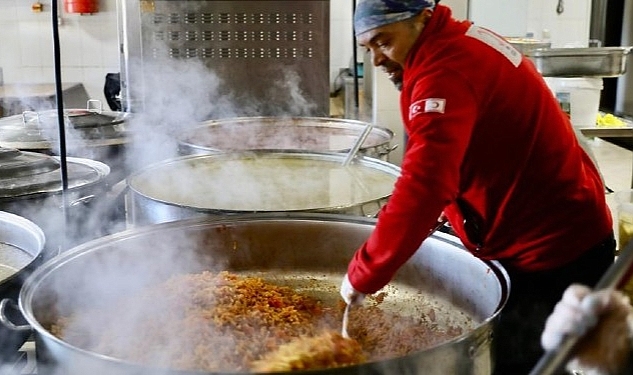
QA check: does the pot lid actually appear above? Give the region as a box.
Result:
[0,148,110,199]
[0,108,131,150]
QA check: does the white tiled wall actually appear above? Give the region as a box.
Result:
[525,0,592,47]
[0,0,592,115]
[0,0,119,106]
[329,2,354,93]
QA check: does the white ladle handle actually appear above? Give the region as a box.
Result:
[343,123,373,166]
[341,303,351,338]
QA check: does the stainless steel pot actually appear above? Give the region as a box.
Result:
[177,117,397,161]
[127,151,401,226]
[0,211,45,361]
[0,211,46,289]
[0,102,133,184]
[0,148,111,252]
[2,214,510,374]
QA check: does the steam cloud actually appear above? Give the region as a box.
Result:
[0,23,326,375]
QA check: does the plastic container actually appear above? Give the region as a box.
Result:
[615,190,633,251]
[544,77,603,127]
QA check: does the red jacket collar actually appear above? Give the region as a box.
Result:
[404,4,455,69]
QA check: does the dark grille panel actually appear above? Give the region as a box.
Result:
[120,0,330,115]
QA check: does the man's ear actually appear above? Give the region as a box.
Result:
[412,9,433,32]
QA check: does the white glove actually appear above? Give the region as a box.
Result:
[541,284,598,350]
[541,284,633,375]
[340,274,366,305]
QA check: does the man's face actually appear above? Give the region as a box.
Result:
[357,11,429,91]
[384,61,404,90]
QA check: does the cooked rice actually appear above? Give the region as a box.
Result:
[50,270,466,372]
[250,331,365,372]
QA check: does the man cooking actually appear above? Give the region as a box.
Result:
[340,0,615,373]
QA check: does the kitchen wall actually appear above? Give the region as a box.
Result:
[0,0,119,106]
[0,0,592,115]
[470,0,592,46]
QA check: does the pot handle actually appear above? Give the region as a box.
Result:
[377,144,399,157]
[68,194,96,207]
[0,299,32,333]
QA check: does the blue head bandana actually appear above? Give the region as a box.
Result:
[354,0,436,36]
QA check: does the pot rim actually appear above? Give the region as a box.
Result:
[127,151,401,213]
[178,116,395,154]
[0,211,46,285]
[17,213,510,373]
[0,156,110,201]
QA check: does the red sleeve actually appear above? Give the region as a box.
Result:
[347,71,478,294]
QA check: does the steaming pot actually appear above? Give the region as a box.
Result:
[0,147,111,253]
[127,151,401,226]
[177,116,397,160]
[2,214,509,374]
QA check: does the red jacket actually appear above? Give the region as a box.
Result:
[347,5,613,294]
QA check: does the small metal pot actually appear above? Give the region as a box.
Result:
[0,148,111,252]
[1,213,510,374]
[126,151,401,226]
[177,116,397,161]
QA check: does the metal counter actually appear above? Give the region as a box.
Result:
[580,114,633,187]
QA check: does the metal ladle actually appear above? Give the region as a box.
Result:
[341,303,352,338]
[341,218,449,339]
[529,239,633,375]
[342,122,373,167]
[341,122,374,339]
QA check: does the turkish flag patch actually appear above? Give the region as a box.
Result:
[409,98,446,119]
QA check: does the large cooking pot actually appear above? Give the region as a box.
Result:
[0,211,46,294]
[0,101,132,184]
[127,151,401,226]
[1,214,509,374]
[177,117,397,161]
[0,211,45,362]
[0,147,111,252]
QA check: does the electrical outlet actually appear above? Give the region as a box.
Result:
[31,2,43,12]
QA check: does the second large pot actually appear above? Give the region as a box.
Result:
[8,214,510,374]
[126,151,401,226]
[177,116,397,161]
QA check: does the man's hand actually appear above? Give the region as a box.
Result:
[340,274,366,305]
